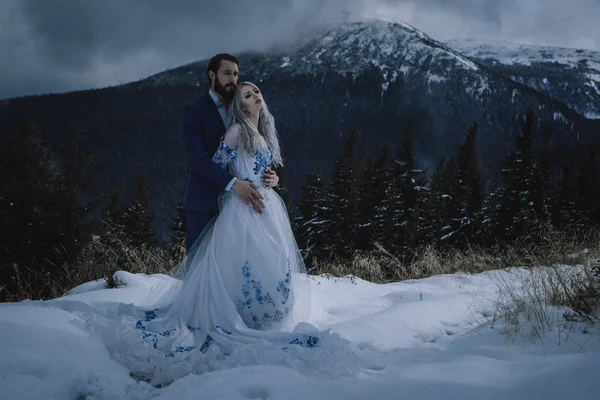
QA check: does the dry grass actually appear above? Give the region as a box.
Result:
[0,222,185,302]
[492,261,600,344]
[310,221,600,281]
[311,243,512,283]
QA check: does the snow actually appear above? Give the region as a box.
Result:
[1,269,599,399]
[586,79,600,95]
[280,57,291,68]
[381,81,390,94]
[445,38,600,119]
[585,111,600,119]
[298,19,481,85]
[426,72,447,84]
[553,112,568,123]
[446,38,600,72]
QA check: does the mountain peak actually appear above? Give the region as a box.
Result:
[287,18,479,78]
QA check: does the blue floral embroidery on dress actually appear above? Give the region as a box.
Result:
[216,326,232,335]
[135,311,231,357]
[277,261,292,304]
[213,141,237,169]
[144,309,159,322]
[253,152,268,175]
[199,335,213,353]
[237,261,292,329]
[164,335,213,358]
[289,335,320,348]
[136,321,177,349]
[239,262,275,311]
[252,147,273,176]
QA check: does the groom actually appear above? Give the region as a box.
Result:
[181,53,278,253]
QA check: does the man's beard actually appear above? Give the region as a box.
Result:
[214,79,236,103]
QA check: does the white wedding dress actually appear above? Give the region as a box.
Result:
[97,125,361,386]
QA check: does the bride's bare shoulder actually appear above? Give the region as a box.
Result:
[223,124,240,147]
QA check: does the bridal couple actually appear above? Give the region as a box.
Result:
[105,54,361,382]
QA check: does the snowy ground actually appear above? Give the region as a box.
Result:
[0,269,598,400]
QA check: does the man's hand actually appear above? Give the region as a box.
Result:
[263,167,279,188]
[232,180,264,213]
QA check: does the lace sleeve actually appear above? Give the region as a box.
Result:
[212,125,239,169]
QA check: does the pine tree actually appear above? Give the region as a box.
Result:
[576,146,600,224]
[355,151,375,251]
[323,129,361,259]
[530,130,553,224]
[370,140,397,250]
[273,165,297,230]
[0,126,56,276]
[170,201,187,243]
[50,131,98,253]
[103,189,122,224]
[496,111,535,243]
[479,180,503,245]
[394,121,424,258]
[552,164,579,230]
[297,165,327,260]
[121,171,156,247]
[444,123,482,247]
[423,156,454,244]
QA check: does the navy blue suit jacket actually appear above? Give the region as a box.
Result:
[182,91,234,212]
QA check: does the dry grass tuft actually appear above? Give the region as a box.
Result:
[492,261,600,344]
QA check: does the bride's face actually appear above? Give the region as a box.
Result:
[240,85,263,116]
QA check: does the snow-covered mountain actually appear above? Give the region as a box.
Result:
[446,39,600,119]
[256,19,486,96]
[149,20,490,99]
[2,19,598,236]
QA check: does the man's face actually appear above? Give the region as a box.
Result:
[212,60,239,102]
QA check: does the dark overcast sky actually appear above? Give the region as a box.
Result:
[1,0,599,99]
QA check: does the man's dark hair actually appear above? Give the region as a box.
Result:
[206,53,239,85]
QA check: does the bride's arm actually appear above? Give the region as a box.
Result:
[212,124,240,170]
[212,124,264,211]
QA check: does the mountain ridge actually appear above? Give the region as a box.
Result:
[446,38,600,119]
[1,19,598,237]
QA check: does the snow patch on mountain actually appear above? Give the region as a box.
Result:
[446,38,600,119]
[446,39,600,71]
[299,20,480,75]
[287,20,489,99]
[553,112,568,123]
[426,73,447,84]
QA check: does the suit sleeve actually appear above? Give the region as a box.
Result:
[182,104,234,191]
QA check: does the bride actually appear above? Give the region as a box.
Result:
[102,82,361,385]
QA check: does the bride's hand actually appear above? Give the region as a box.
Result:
[232,180,264,213]
[263,167,279,188]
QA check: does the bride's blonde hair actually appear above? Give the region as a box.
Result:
[227,82,283,167]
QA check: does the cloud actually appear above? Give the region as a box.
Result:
[1,0,598,99]
[364,0,600,50]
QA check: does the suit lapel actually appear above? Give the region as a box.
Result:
[202,91,226,135]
